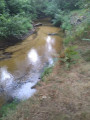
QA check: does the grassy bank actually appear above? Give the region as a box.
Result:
[0,8,90,120]
[0,100,18,118]
[0,55,90,120]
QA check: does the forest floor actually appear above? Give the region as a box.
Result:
[1,38,90,120]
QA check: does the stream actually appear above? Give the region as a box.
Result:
[0,18,63,107]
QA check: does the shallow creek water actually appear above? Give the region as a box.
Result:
[0,18,63,107]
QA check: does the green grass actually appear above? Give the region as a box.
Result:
[0,100,18,119]
[41,66,53,81]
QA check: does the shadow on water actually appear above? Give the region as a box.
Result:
[0,18,63,107]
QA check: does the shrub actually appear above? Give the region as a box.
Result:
[0,14,32,40]
[60,46,79,68]
[52,10,64,26]
[44,2,58,18]
[61,15,72,30]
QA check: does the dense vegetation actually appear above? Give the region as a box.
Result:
[0,0,89,42]
[0,0,48,41]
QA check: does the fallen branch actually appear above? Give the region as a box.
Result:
[34,23,43,27]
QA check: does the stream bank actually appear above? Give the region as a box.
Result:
[0,18,63,108]
[0,18,52,50]
[0,12,90,120]
[1,45,90,120]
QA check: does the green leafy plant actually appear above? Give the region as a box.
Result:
[61,15,72,30]
[0,14,33,40]
[60,46,79,68]
[52,10,64,26]
[41,66,53,81]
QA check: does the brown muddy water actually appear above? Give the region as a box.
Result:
[0,18,63,107]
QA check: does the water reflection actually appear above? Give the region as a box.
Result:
[46,36,55,44]
[0,67,13,88]
[28,49,39,64]
[48,58,54,65]
[46,36,55,53]
[44,36,56,65]
[46,36,51,43]
[0,67,37,101]
[12,82,36,100]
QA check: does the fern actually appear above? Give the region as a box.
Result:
[60,46,79,68]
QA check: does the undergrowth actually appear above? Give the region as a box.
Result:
[41,66,53,81]
[64,10,90,45]
[60,46,79,68]
[60,9,90,68]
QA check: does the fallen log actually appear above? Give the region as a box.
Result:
[34,23,43,27]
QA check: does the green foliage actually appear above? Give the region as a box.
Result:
[60,46,79,68]
[64,9,90,45]
[0,0,6,14]
[0,14,32,39]
[0,0,89,42]
[61,15,72,30]
[0,0,48,41]
[64,22,90,45]
[44,2,58,18]
[45,0,79,14]
[55,0,79,10]
[45,0,80,28]
[34,0,48,17]
[77,0,90,9]
[64,35,75,45]
[52,10,64,26]
[6,0,38,16]
[41,66,53,81]
[52,11,72,30]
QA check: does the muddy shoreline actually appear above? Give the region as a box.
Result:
[0,21,52,51]
[0,28,37,61]
[0,28,36,50]
[0,18,51,50]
